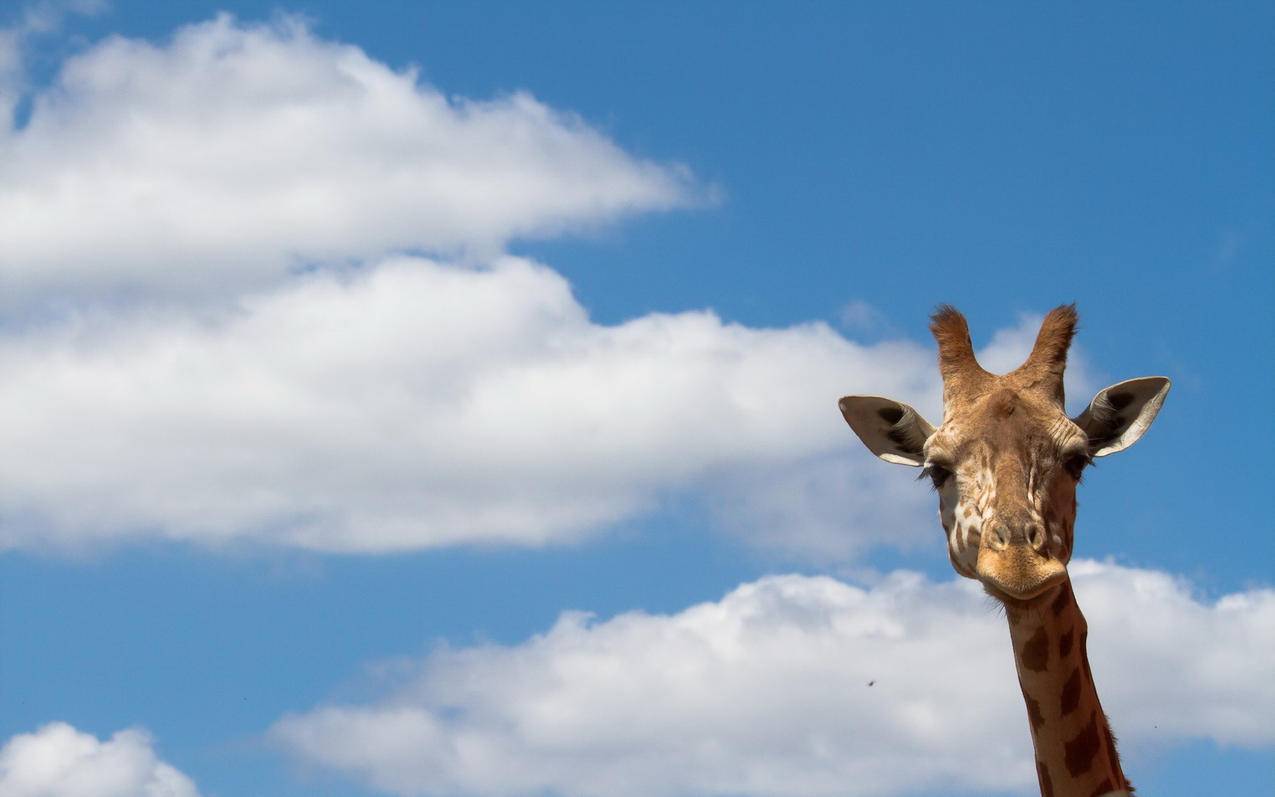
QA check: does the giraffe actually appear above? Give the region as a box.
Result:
[838,305,1170,797]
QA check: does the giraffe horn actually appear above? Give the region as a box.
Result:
[930,305,991,402]
[1012,304,1078,405]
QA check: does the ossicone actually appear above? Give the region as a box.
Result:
[930,304,990,399]
[1012,304,1078,404]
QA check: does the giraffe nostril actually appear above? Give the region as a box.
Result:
[990,525,1009,549]
[1028,525,1046,551]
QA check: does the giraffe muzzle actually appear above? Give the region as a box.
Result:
[975,541,1067,601]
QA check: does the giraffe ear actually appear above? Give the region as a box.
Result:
[1073,377,1171,457]
[838,396,935,466]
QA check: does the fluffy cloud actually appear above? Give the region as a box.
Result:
[0,723,200,797]
[272,561,1275,797]
[0,14,700,303]
[0,255,940,554]
[2,246,1109,556]
[0,12,1103,559]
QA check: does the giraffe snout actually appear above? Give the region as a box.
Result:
[975,529,1067,602]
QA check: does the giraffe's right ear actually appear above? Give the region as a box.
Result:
[838,396,935,466]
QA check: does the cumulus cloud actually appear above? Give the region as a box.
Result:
[0,13,701,303]
[1,245,1111,558]
[0,722,201,797]
[710,452,936,563]
[0,255,940,554]
[272,561,1275,797]
[0,12,1108,561]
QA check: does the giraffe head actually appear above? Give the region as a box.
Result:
[840,305,1169,605]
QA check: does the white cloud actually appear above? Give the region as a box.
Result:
[0,14,1110,561]
[272,561,1275,797]
[0,255,940,554]
[2,246,1112,559]
[0,14,701,304]
[1069,560,1275,746]
[710,451,935,563]
[0,722,201,797]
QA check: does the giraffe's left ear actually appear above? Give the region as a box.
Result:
[1073,377,1171,457]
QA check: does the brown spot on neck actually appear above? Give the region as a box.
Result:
[1020,624,1050,672]
[1050,581,1073,616]
[1064,710,1102,777]
[1059,627,1075,659]
[1022,687,1045,733]
[1037,760,1055,797]
[1087,778,1114,797]
[1060,666,1083,715]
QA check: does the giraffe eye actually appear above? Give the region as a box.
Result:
[922,463,952,489]
[1063,453,1091,481]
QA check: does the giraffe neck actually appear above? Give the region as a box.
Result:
[1006,579,1132,797]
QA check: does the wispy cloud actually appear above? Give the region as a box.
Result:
[837,299,891,337]
[10,1,108,34]
[1208,228,1244,274]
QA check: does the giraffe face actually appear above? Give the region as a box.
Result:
[925,385,1089,603]
[839,306,1170,608]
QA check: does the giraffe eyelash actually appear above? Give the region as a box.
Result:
[919,463,952,490]
[1063,452,1094,481]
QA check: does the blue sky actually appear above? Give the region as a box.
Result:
[1,2,1272,796]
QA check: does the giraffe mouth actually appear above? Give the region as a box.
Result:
[975,547,1068,604]
[979,568,1068,604]
[980,573,1067,606]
